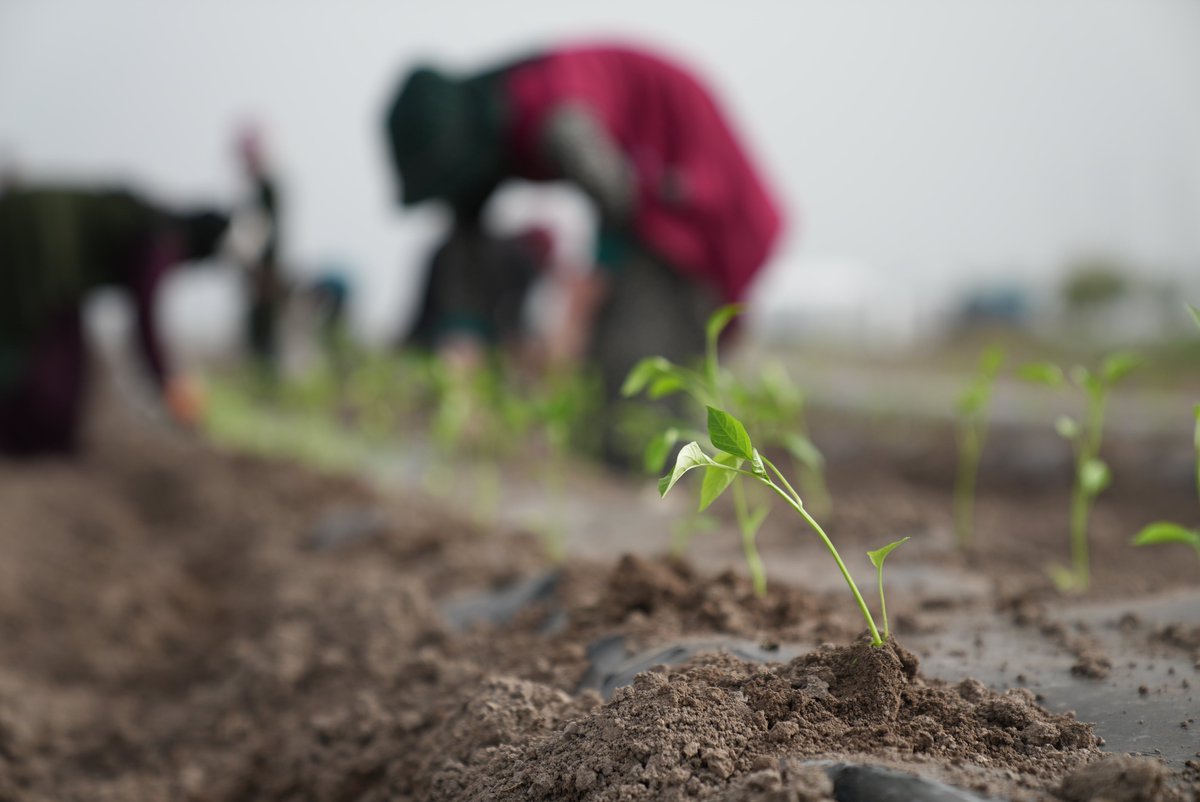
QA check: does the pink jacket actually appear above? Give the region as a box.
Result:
[506,45,785,302]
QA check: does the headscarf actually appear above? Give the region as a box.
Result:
[384,66,506,207]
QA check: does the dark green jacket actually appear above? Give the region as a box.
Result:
[0,188,166,386]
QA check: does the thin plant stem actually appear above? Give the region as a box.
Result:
[1069,478,1090,589]
[954,424,981,549]
[733,480,767,597]
[757,457,883,646]
[763,456,804,508]
[876,556,891,640]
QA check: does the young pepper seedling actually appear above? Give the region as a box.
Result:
[1020,350,1140,591]
[659,406,906,648]
[953,345,1004,550]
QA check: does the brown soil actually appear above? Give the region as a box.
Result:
[0,402,1196,801]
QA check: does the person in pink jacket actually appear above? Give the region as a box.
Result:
[385,43,784,462]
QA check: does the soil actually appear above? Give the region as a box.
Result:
[0,394,1197,801]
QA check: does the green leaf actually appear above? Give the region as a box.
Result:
[621,357,672,398]
[706,304,743,345]
[707,406,754,460]
[648,375,685,399]
[658,441,714,497]
[699,452,743,511]
[1018,362,1064,387]
[644,428,681,474]
[1188,304,1200,330]
[1054,415,1081,441]
[783,432,825,470]
[1131,521,1200,549]
[867,536,910,569]
[1080,457,1111,496]
[1100,351,1140,385]
[979,345,1005,378]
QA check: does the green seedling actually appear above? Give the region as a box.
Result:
[627,305,908,636]
[953,345,1005,550]
[623,305,776,594]
[1019,350,1140,591]
[732,363,832,518]
[1132,305,1200,572]
[660,406,906,647]
[867,536,910,641]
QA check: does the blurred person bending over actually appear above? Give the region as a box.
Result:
[0,186,229,456]
[385,43,784,459]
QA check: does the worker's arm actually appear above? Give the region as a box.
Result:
[540,104,636,225]
[128,236,203,425]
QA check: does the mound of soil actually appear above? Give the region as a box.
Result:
[439,641,1099,801]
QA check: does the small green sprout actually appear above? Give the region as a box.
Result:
[1019,350,1140,591]
[625,305,778,595]
[625,306,845,598]
[660,405,905,648]
[1132,306,1200,571]
[867,536,910,641]
[953,346,1005,550]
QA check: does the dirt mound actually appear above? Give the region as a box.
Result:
[440,641,1102,801]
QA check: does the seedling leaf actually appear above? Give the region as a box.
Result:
[1080,457,1111,496]
[1055,415,1081,441]
[867,536,910,568]
[621,357,672,398]
[783,432,825,470]
[1100,351,1140,385]
[706,304,742,345]
[867,536,909,640]
[707,406,754,460]
[1132,522,1200,549]
[699,452,742,511]
[1018,362,1064,387]
[648,375,685,399]
[659,441,713,497]
[644,428,681,474]
[979,345,1005,377]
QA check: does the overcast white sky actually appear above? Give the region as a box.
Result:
[2,0,1198,342]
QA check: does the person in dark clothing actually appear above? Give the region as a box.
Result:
[0,186,230,456]
[402,223,553,357]
[384,43,784,460]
